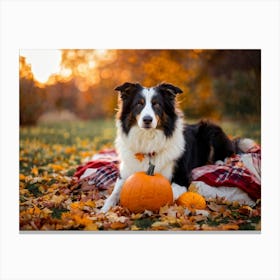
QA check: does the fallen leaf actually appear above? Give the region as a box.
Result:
[188,183,199,193]
[238,205,253,216]
[84,223,98,231]
[201,224,218,231]
[130,225,140,231]
[49,164,64,171]
[151,221,170,230]
[189,215,207,223]
[31,167,38,176]
[110,222,127,230]
[181,224,198,230]
[207,202,225,213]
[219,224,239,230]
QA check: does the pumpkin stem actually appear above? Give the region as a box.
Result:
[146,162,155,176]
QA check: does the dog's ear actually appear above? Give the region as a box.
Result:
[115,82,143,100]
[157,83,183,98]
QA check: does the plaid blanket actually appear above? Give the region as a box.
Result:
[74,145,261,201]
[74,149,119,190]
[192,145,261,200]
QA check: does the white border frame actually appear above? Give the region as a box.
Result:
[1,1,280,279]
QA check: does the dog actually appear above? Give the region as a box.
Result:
[101,82,253,212]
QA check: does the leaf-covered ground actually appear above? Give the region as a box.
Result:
[20,120,261,231]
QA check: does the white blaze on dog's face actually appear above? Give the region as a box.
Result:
[136,87,158,129]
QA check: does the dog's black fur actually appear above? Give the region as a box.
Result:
[172,121,234,187]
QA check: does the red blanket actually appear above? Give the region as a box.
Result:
[192,146,261,200]
[74,149,119,190]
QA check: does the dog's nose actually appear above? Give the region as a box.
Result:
[143,115,153,125]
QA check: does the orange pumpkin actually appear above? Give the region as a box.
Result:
[177,192,206,211]
[120,170,173,213]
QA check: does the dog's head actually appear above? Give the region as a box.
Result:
[115,82,183,136]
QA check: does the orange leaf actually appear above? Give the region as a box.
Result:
[134,153,145,162]
[19,174,26,180]
[219,224,239,230]
[34,205,41,215]
[238,205,253,216]
[84,223,98,231]
[110,222,127,229]
[49,164,64,171]
[65,147,76,154]
[31,167,38,176]
[181,224,197,230]
[84,200,96,208]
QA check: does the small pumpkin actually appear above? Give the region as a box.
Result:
[120,164,173,213]
[177,191,206,211]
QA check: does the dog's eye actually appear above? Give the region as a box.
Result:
[152,101,160,108]
[136,99,144,107]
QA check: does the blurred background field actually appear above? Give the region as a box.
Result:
[20,49,261,125]
[20,119,260,147]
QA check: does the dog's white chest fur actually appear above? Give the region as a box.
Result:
[115,118,185,180]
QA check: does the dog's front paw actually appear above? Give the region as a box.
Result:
[100,204,111,213]
[100,198,117,213]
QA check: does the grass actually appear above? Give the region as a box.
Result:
[20,119,116,177]
[21,119,116,147]
[20,118,260,147]
[218,119,261,143]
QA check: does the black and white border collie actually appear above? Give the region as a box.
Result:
[101,82,245,212]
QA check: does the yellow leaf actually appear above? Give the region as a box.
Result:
[70,201,84,210]
[84,200,96,208]
[49,164,64,171]
[188,183,199,193]
[41,207,53,216]
[131,213,143,220]
[80,151,92,158]
[151,221,169,230]
[130,225,140,231]
[51,195,65,205]
[84,223,98,231]
[232,201,240,208]
[162,216,178,224]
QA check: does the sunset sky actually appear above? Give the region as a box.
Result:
[20,50,62,83]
